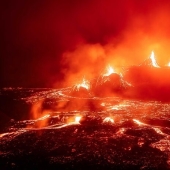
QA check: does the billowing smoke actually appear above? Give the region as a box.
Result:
[1,0,170,87]
[57,0,170,87]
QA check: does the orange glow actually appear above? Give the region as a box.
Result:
[29,101,53,128]
[103,65,115,77]
[116,128,125,135]
[103,117,114,123]
[60,38,170,89]
[100,102,106,106]
[153,127,165,136]
[0,130,26,138]
[53,116,82,129]
[66,115,82,124]
[138,138,144,147]
[74,116,81,123]
[167,62,170,67]
[0,132,13,138]
[75,78,90,90]
[37,114,50,121]
[30,101,43,119]
[150,51,160,68]
[133,119,147,126]
[59,7,170,89]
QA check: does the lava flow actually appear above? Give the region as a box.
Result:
[103,65,115,77]
[1,52,170,169]
[74,78,90,91]
[150,51,160,68]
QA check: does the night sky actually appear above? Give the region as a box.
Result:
[1,0,170,87]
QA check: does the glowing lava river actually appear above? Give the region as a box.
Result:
[1,55,170,169]
[0,86,170,169]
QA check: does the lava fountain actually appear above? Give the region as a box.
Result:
[0,52,170,169]
[150,51,160,68]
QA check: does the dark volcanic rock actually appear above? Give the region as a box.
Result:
[0,125,169,170]
[1,89,170,169]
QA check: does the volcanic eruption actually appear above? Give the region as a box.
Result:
[1,1,170,169]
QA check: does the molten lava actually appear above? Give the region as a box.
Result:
[74,116,82,124]
[75,78,90,90]
[103,65,115,77]
[150,51,160,68]
[133,119,147,126]
[103,117,114,123]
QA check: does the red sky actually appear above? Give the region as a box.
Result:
[1,0,170,87]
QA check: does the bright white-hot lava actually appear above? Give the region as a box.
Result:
[75,78,90,90]
[116,128,125,135]
[133,119,147,126]
[75,116,82,124]
[153,127,165,136]
[150,51,160,68]
[37,114,50,121]
[103,117,114,123]
[103,65,115,77]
